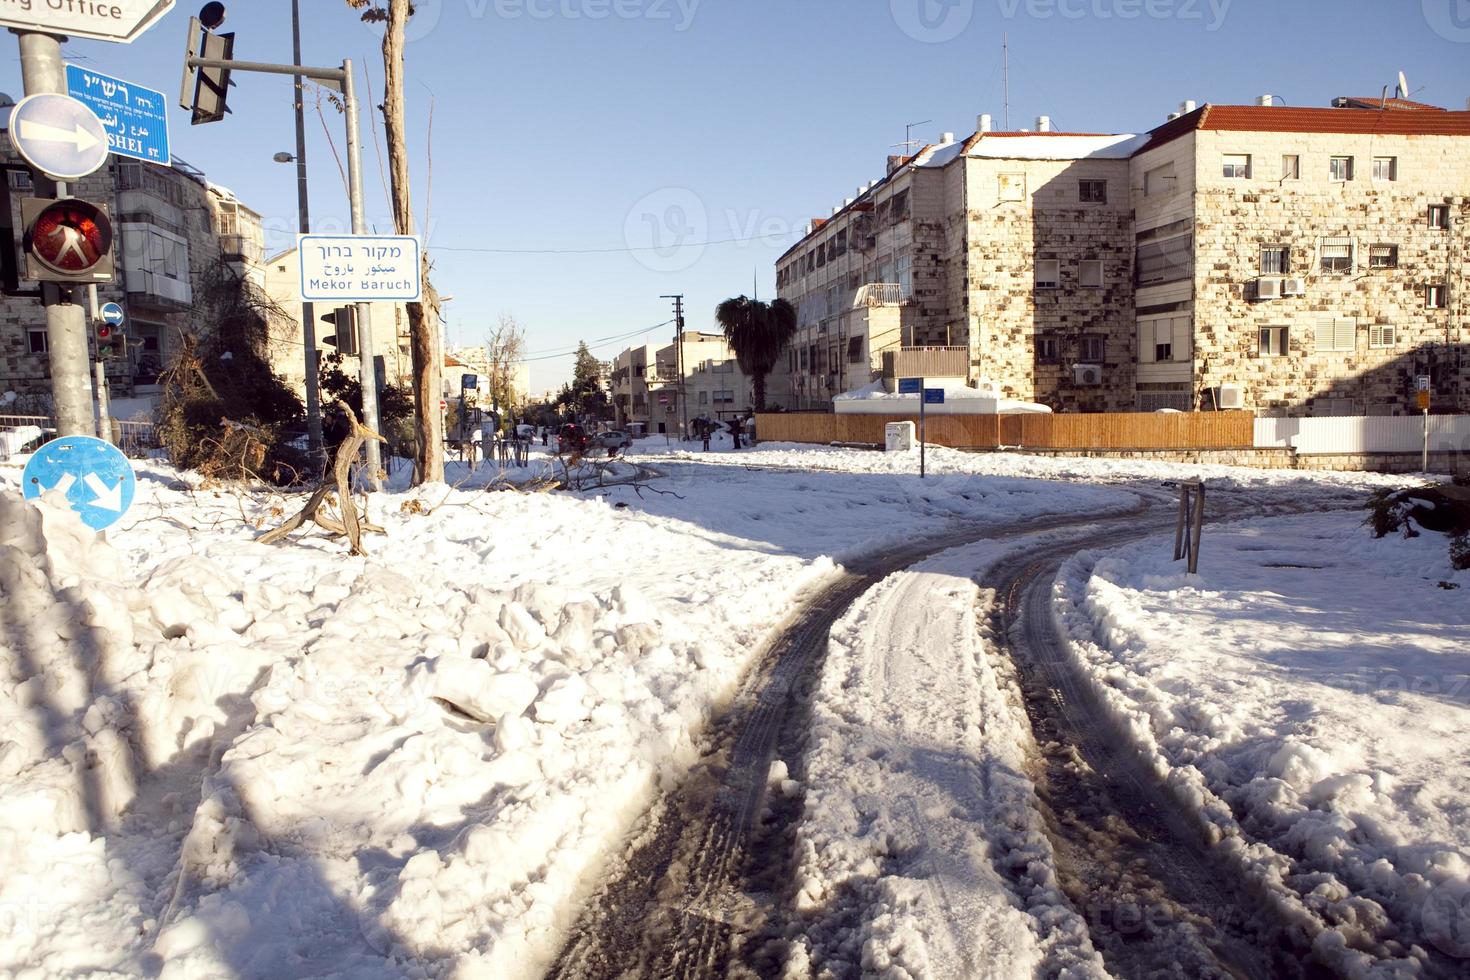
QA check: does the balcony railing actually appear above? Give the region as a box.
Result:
[853,282,907,308]
[882,346,968,380]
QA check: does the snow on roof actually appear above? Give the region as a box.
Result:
[964,132,1147,160]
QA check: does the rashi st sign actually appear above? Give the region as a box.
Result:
[0,0,177,44]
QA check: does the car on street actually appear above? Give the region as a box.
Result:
[557,423,590,455]
[595,429,633,453]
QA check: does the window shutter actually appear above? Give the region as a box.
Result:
[1335,318,1356,351]
[1315,317,1335,351]
[1138,321,1155,363]
[1172,317,1192,360]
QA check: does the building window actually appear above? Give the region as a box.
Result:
[1329,156,1354,181]
[1145,163,1175,196]
[798,348,808,371]
[1281,155,1300,180]
[1037,337,1060,362]
[7,169,33,192]
[1079,260,1103,288]
[1258,326,1289,357]
[698,391,708,405]
[1368,324,1397,349]
[1135,234,1193,286]
[846,336,863,363]
[713,389,735,405]
[1371,156,1397,181]
[1318,238,1354,274]
[1079,336,1105,363]
[1139,315,1191,364]
[27,328,48,354]
[1036,259,1060,289]
[1314,317,1357,353]
[1426,284,1448,309]
[998,173,1026,202]
[1222,154,1251,179]
[1428,205,1450,229]
[1078,179,1107,203]
[1259,246,1290,275]
[1368,244,1398,269]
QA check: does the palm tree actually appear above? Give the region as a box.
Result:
[714,296,797,412]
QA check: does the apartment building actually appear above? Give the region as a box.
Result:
[775,97,1470,416]
[1,135,264,405]
[612,332,750,432]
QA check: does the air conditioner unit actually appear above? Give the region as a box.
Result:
[1073,364,1103,386]
[1254,277,1283,300]
[1282,276,1306,296]
[1217,383,1245,410]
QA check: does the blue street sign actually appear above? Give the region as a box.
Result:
[100,302,127,327]
[924,388,945,405]
[898,378,922,395]
[21,436,136,531]
[8,93,109,181]
[65,65,171,167]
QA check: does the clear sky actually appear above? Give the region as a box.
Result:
[12,0,1470,391]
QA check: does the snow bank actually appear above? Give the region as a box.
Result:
[1054,512,1470,974]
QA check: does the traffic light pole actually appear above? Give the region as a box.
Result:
[184,51,383,488]
[15,30,94,439]
[291,0,324,460]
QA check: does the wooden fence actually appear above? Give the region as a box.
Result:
[755,411,1255,452]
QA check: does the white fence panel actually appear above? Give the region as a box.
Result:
[1254,415,1470,454]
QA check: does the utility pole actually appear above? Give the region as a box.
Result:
[15,30,93,438]
[662,294,685,439]
[291,0,323,459]
[1003,34,1011,132]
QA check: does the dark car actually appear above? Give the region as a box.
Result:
[557,423,590,455]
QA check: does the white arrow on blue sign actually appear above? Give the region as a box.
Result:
[21,436,136,531]
[8,93,110,181]
[100,302,127,327]
[65,64,172,167]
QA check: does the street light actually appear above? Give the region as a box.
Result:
[272,151,295,164]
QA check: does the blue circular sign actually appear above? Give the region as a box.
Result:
[21,436,136,531]
[100,302,126,326]
[9,94,109,181]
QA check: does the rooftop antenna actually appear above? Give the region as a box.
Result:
[1003,34,1010,131]
[892,119,932,158]
[1396,71,1409,100]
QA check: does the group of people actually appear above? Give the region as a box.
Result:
[691,413,755,452]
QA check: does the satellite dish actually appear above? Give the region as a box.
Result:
[1397,71,1409,99]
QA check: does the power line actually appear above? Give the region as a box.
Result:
[518,320,675,362]
[432,231,799,256]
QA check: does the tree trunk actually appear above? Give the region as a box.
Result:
[753,373,767,413]
[383,0,444,484]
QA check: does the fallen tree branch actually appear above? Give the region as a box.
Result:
[258,402,386,555]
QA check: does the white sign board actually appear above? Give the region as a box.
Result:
[297,235,422,303]
[0,0,175,43]
[1416,375,1432,393]
[885,421,915,452]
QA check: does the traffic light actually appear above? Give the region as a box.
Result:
[20,198,115,283]
[180,14,235,125]
[95,322,118,359]
[321,306,358,357]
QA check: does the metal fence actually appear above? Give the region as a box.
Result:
[0,415,162,459]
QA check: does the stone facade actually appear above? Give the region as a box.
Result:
[775,102,1470,417]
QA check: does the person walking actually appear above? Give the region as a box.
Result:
[731,417,742,451]
[700,418,711,452]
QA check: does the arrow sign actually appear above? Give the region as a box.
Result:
[20,436,136,531]
[18,118,101,153]
[100,303,127,327]
[9,94,109,181]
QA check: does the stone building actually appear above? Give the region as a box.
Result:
[2,129,263,410]
[775,97,1470,416]
[612,332,750,433]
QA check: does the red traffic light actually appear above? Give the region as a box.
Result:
[24,199,114,278]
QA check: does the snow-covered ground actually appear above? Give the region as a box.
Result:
[1055,512,1470,975]
[0,436,1444,978]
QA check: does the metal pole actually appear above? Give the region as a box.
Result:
[292,0,324,459]
[1423,407,1430,474]
[1189,482,1205,575]
[340,58,383,488]
[16,31,93,438]
[87,284,112,445]
[920,379,927,480]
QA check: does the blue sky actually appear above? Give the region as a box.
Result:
[14,0,1470,391]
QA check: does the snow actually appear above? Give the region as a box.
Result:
[791,539,1106,978]
[0,425,44,460]
[964,133,1148,160]
[0,437,1435,977]
[833,378,1052,415]
[1054,511,1470,974]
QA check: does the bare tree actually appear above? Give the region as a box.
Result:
[485,314,527,415]
[349,0,445,484]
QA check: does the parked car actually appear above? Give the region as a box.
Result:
[557,423,590,455]
[595,429,633,452]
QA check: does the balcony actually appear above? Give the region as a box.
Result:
[882,346,968,380]
[853,282,908,308]
[219,234,263,265]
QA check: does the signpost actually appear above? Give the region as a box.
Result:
[21,436,136,531]
[0,0,176,43]
[921,386,944,479]
[1417,376,1433,472]
[66,64,171,167]
[9,94,109,181]
[297,234,422,303]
